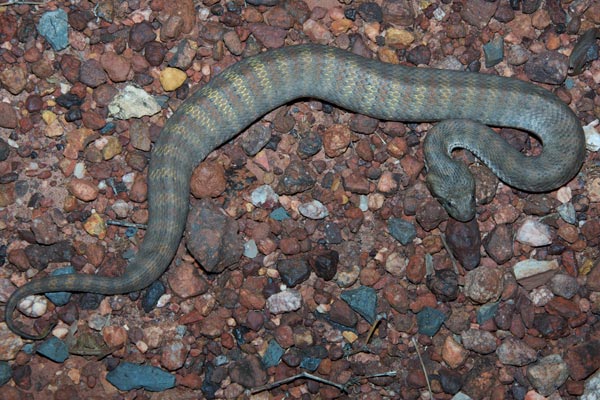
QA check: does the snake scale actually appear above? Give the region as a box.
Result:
[5,44,585,339]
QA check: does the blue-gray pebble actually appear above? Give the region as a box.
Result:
[340,286,377,324]
[0,361,11,386]
[37,336,69,363]
[388,217,417,245]
[37,9,69,51]
[263,340,285,368]
[106,362,175,392]
[417,307,446,336]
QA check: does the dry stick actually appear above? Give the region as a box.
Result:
[440,233,459,273]
[249,370,398,394]
[2,1,46,5]
[106,220,148,230]
[412,337,433,398]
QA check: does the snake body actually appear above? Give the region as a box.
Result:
[5,44,585,339]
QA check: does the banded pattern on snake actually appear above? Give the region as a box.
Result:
[5,44,585,339]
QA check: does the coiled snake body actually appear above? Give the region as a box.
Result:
[5,44,585,339]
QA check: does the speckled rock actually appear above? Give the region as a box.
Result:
[446,218,481,270]
[464,266,503,304]
[185,199,243,273]
[496,337,537,366]
[526,354,569,396]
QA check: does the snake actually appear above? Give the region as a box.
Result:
[4,44,585,340]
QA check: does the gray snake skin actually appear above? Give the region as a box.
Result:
[5,44,586,339]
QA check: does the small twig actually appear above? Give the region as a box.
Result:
[250,370,398,394]
[412,337,433,399]
[1,0,46,5]
[250,372,347,394]
[106,220,147,230]
[439,233,459,273]
[365,314,385,344]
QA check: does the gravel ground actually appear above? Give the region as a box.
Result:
[0,0,599,399]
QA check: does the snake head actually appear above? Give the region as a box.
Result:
[426,166,476,222]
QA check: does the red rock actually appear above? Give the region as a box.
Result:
[168,262,209,299]
[564,340,600,381]
[0,103,17,129]
[190,161,226,198]
[68,179,99,201]
[100,52,131,82]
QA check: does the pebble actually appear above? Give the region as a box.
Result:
[80,59,108,88]
[18,295,48,318]
[329,299,358,327]
[251,184,279,208]
[37,9,69,51]
[190,161,226,198]
[263,340,285,368]
[266,290,302,314]
[278,161,316,194]
[0,64,27,95]
[524,51,569,84]
[108,85,161,119]
[442,335,469,369]
[461,329,497,354]
[483,224,514,265]
[248,23,287,48]
[496,337,537,366]
[340,286,377,324]
[36,337,69,363]
[0,361,11,386]
[460,0,498,28]
[557,202,577,224]
[100,52,131,83]
[159,67,187,91]
[564,339,600,381]
[387,217,416,245]
[0,323,24,361]
[506,44,530,65]
[243,240,258,258]
[83,212,106,239]
[427,269,459,302]
[298,200,328,219]
[0,103,17,129]
[167,262,208,300]
[513,259,559,290]
[277,258,310,287]
[322,124,352,157]
[416,306,446,336]
[464,266,503,304]
[416,199,447,231]
[106,361,175,392]
[483,36,504,68]
[515,219,552,247]
[185,199,243,273]
[129,21,156,51]
[582,370,600,399]
[269,207,289,221]
[241,125,271,156]
[549,274,578,299]
[310,250,338,281]
[446,218,481,270]
[584,120,600,151]
[526,354,569,396]
[382,0,415,26]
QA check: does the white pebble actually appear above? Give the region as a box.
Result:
[266,290,302,314]
[298,200,328,219]
[516,219,552,247]
[583,119,600,152]
[18,295,47,317]
[528,286,554,306]
[73,162,86,179]
[243,239,258,258]
[250,185,279,208]
[359,195,369,212]
[556,186,572,204]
